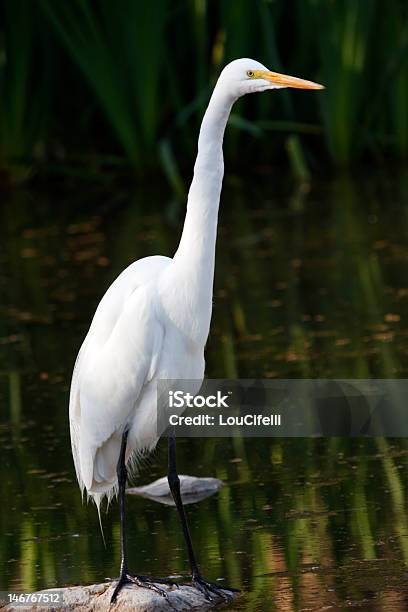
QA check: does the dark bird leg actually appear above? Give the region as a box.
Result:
[111,430,170,603]
[110,430,129,602]
[167,431,238,602]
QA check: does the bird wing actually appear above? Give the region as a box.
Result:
[69,255,171,493]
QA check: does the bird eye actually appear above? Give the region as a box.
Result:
[246,70,255,78]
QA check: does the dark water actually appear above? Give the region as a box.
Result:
[1,173,408,610]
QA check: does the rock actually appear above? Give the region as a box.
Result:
[3,581,236,611]
[126,475,224,506]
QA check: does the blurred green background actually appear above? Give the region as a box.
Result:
[1,2,408,610]
[2,177,408,610]
[1,0,408,190]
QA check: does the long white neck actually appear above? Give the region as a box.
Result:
[169,84,235,344]
[175,85,234,264]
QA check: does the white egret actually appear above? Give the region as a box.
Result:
[69,58,323,603]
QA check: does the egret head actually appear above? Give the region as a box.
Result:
[218,58,324,99]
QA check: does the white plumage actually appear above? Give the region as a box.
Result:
[70,252,210,504]
[70,257,165,491]
[69,58,323,512]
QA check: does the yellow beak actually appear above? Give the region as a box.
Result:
[257,70,324,90]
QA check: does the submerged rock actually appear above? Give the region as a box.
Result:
[3,581,236,611]
[126,475,224,506]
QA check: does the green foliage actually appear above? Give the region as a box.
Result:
[0,0,407,185]
[0,1,44,180]
[386,2,408,158]
[40,0,169,164]
[309,0,376,164]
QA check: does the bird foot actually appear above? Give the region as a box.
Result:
[111,571,177,603]
[192,574,239,602]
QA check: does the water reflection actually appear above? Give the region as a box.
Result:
[1,173,408,610]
